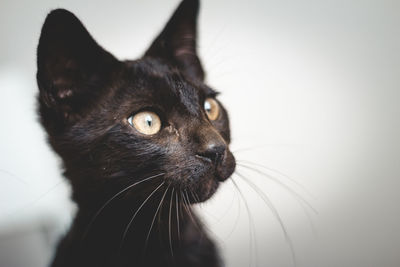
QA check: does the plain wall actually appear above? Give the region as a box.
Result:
[1,0,399,266]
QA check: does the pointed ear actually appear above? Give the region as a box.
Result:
[144,0,204,81]
[37,9,121,124]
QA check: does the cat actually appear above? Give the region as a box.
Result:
[36,0,236,266]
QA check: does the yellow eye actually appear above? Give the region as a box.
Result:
[204,98,220,121]
[128,111,161,135]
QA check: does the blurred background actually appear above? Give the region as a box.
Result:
[1,0,399,266]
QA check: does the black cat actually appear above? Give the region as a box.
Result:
[36,0,235,266]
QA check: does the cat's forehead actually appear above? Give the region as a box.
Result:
[117,59,216,115]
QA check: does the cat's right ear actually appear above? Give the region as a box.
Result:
[37,9,121,130]
[144,0,204,82]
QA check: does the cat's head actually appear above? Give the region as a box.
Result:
[36,0,235,205]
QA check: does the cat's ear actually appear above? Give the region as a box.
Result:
[144,0,204,81]
[37,9,121,123]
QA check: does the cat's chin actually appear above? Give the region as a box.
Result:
[187,176,221,204]
[189,152,236,203]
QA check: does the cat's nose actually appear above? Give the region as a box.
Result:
[197,142,226,165]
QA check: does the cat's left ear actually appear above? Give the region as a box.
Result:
[144,0,204,81]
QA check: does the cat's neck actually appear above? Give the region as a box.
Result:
[52,193,204,267]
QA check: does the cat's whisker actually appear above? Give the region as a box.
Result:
[0,169,28,185]
[212,181,238,224]
[237,163,317,214]
[232,146,259,154]
[235,172,297,267]
[190,189,201,204]
[4,179,66,219]
[144,184,170,252]
[180,191,188,208]
[230,178,258,267]
[223,179,242,240]
[175,192,181,244]
[236,162,318,236]
[233,144,301,154]
[119,181,165,252]
[181,192,192,218]
[181,190,201,232]
[185,190,210,241]
[82,172,165,242]
[237,159,315,200]
[168,187,175,258]
[202,24,228,61]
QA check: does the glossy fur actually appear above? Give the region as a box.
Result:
[36,0,235,266]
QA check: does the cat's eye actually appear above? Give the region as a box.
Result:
[128,111,161,135]
[204,98,220,121]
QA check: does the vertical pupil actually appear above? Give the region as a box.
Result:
[145,115,152,127]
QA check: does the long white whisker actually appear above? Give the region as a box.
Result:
[181,191,200,231]
[224,180,242,240]
[168,187,175,258]
[144,184,170,250]
[235,172,297,267]
[119,181,165,251]
[237,159,315,199]
[175,192,181,244]
[237,163,317,214]
[231,178,257,267]
[82,172,164,241]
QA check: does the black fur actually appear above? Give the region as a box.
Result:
[36,1,235,266]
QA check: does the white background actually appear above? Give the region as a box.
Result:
[0,0,399,266]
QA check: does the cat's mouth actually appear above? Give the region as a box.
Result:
[183,150,236,203]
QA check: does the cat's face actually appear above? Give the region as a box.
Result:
[36,1,235,204]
